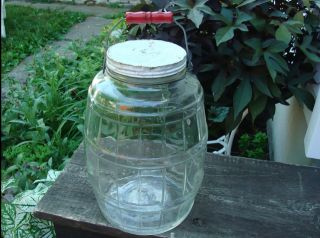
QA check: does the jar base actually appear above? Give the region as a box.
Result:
[94,174,195,236]
[100,198,194,236]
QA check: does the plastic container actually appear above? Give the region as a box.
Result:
[84,39,208,235]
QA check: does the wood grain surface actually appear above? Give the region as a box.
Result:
[34,144,320,238]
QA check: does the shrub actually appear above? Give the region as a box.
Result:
[238,131,268,159]
[136,0,320,135]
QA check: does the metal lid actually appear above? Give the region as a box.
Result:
[106,40,187,80]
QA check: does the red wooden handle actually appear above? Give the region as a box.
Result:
[125,11,173,24]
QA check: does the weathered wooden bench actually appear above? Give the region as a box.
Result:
[34,144,320,237]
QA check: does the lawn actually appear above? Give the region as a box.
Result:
[1,5,87,74]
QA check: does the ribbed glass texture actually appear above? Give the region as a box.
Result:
[84,70,208,235]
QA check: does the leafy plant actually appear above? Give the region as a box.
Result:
[1,18,127,194]
[103,12,125,19]
[138,0,320,136]
[105,2,125,8]
[1,170,61,238]
[3,144,53,193]
[238,131,268,159]
[1,13,126,238]
[1,5,87,74]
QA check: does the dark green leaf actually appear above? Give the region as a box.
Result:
[275,25,292,44]
[198,64,218,72]
[77,124,84,134]
[232,0,244,5]
[225,108,244,132]
[284,20,304,26]
[250,18,266,31]
[236,24,248,31]
[251,51,262,64]
[6,165,19,174]
[249,95,267,122]
[284,20,304,34]
[267,80,281,98]
[253,77,272,97]
[187,8,204,28]
[267,40,288,53]
[128,25,140,36]
[288,73,314,86]
[245,38,262,49]
[197,5,216,15]
[237,0,256,8]
[211,71,227,101]
[270,10,288,18]
[220,8,233,25]
[300,35,313,47]
[233,77,252,119]
[299,46,320,63]
[270,19,281,26]
[235,10,253,25]
[215,26,235,46]
[208,106,230,123]
[195,0,209,5]
[293,11,304,23]
[264,52,289,80]
[289,87,315,110]
[247,0,271,9]
[268,53,289,72]
[303,0,311,8]
[225,70,241,86]
[208,14,230,24]
[1,203,16,232]
[9,119,28,125]
[173,0,192,10]
[266,100,276,119]
[264,54,277,80]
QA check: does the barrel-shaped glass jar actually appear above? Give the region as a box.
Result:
[84,40,208,235]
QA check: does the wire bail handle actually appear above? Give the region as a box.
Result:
[103,11,192,74]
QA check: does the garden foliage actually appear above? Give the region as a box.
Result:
[1,16,127,237]
[238,131,268,159]
[1,170,61,238]
[1,5,86,73]
[136,0,320,133]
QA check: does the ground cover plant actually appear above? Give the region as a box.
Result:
[133,0,320,140]
[1,6,126,234]
[1,5,87,74]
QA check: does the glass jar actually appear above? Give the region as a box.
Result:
[84,40,208,235]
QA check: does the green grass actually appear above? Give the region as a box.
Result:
[1,5,87,74]
[105,2,124,8]
[103,11,125,19]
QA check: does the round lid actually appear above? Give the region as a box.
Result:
[106,40,187,79]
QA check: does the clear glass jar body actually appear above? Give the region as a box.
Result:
[84,70,208,235]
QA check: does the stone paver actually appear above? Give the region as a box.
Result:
[50,40,76,59]
[63,4,127,17]
[7,55,33,84]
[2,2,113,100]
[64,17,110,42]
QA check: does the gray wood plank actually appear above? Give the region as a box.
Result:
[34,144,320,238]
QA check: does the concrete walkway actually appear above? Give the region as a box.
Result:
[2,1,119,100]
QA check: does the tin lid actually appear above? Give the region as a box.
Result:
[106,40,187,80]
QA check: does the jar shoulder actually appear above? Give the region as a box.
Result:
[89,71,204,112]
